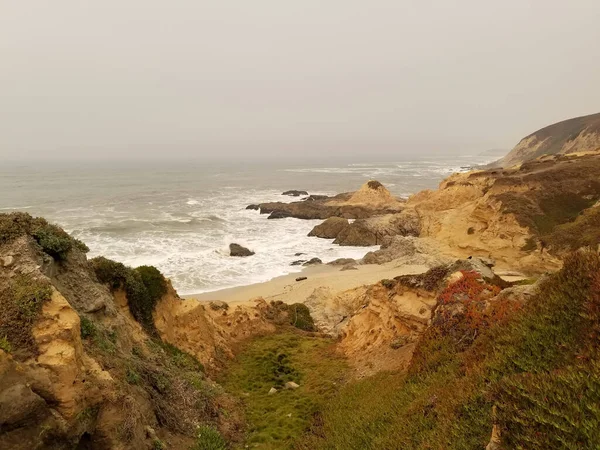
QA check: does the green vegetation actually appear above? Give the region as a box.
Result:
[265,301,316,332]
[546,206,600,251]
[0,274,53,355]
[191,425,227,450]
[286,303,316,332]
[90,256,167,333]
[298,252,600,449]
[221,332,347,449]
[0,212,88,260]
[0,336,12,353]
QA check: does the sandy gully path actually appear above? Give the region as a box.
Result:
[185,262,429,306]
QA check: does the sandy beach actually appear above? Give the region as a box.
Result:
[185,261,429,306]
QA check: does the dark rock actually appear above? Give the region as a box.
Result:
[282,190,309,197]
[246,204,260,210]
[267,210,293,219]
[308,217,350,239]
[333,220,379,246]
[290,260,307,266]
[258,191,403,220]
[229,243,255,257]
[209,300,229,311]
[294,252,305,256]
[303,258,322,266]
[340,264,358,271]
[295,277,308,282]
[327,258,356,266]
[304,195,329,202]
[0,384,48,429]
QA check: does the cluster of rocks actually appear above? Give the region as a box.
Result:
[307,210,420,246]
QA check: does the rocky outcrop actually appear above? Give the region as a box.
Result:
[362,235,451,267]
[302,258,322,266]
[308,217,349,239]
[0,214,263,449]
[402,155,600,274]
[492,112,600,168]
[306,209,422,247]
[153,294,275,367]
[282,190,308,197]
[258,181,405,220]
[229,243,255,257]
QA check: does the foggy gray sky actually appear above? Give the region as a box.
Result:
[1,1,599,162]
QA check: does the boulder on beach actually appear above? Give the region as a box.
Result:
[303,258,322,266]
[282,190,309,197]
[327,258,357,266]
[308,217,350,239]
[229,243,255,257]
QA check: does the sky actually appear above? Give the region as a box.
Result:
[1,0,599,162]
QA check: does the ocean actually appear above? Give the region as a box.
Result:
[1,155,494,294]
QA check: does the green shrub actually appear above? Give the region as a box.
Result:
[0,336,12,353]
[159,340,204,372]
[12,275,53,321]
[152,439,166,450]
[191,425,226,450]
[0,274,52,355]
[136,265,167,305]
[126,367,141,385]
[90,257,168,333]
[80,317,97,339]
[0,212,86,260]
[32,226,73,260]
[287,303,316,331]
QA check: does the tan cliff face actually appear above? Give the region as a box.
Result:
[153,292,275,370]
[0,221,271,449]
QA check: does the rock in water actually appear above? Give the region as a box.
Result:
[229,243,255,257]
[308,217,350,239]
[282,190,309,196]
[290,260,307,266]
[267,210,293,219]
[246,204,260,210]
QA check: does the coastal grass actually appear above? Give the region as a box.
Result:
[220,331,347,449]
[298,251,600,449]
[0,274,53,356]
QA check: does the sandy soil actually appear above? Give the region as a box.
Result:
[185,262,429,306]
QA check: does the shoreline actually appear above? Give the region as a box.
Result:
[183,261,430,306]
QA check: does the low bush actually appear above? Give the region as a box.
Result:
[191,425,227,450]
[90,257,167,333]
[287,303,316,332]
[0,212,88,260]
[0,275,52,356]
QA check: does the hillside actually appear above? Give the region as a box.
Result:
[2,151,600,449]
[493,112,600,167]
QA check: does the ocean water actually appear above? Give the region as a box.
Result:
[1,155,494,294]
